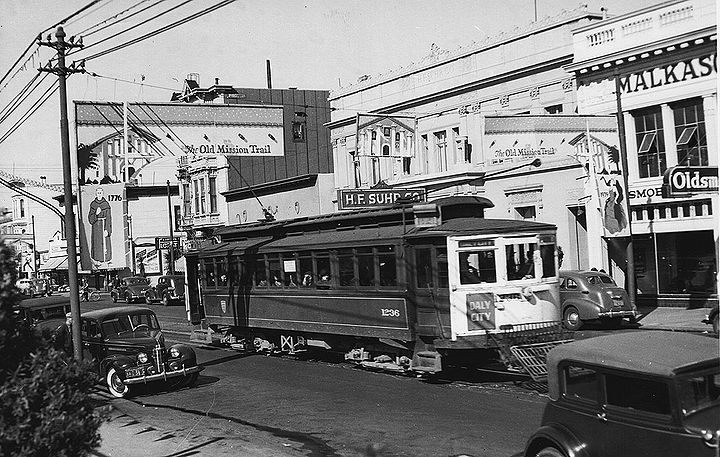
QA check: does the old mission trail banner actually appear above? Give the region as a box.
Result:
[75,102,285,160]
[484,115,630,237]
[78,183,127,270]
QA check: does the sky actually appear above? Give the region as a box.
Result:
[0,0,662,184]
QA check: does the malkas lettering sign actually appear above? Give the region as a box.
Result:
[619,53,716,93]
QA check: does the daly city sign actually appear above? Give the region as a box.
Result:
[662,166,718,198]
[338,188,426,210]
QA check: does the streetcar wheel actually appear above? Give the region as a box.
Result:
[106,367,129,398]
[562,306,582,331]
[534,446,566,457]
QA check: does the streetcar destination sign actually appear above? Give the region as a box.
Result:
[337,188,426,210]
[662,166,718,197]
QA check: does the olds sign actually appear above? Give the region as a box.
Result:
[662,166,718,197]
[338,188,426,210]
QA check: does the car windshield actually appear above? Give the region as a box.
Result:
[677,368,720,431]
[586,275,615,286]
[101,313,160,337]
[125,277,149,286]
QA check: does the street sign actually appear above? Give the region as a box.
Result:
[155,237,181,250]
[662,166,718,197]
[337,188,426,210]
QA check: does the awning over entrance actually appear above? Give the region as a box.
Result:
[39,256,67,271]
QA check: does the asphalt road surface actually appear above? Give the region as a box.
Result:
[73,294,548,456]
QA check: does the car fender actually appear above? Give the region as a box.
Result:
[562,298,602,320]
[101,355,135,377]
[525,423,591,457]
[169,343,197,366]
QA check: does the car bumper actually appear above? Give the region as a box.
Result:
[597,309,637,319]
[123,365,203,385]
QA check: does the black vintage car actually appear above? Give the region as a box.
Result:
[144,275,185,306]
[14,296,71,346]
[80,306,203,398]
[524,331,719,457]
[111,276,150,303]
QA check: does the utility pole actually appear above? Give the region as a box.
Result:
[31,214,38,277]
[39,27,85,361]
[166,180,175,275]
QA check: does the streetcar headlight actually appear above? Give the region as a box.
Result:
[521,286,533,299]
[169,347,181,358]
[137,352,148,364]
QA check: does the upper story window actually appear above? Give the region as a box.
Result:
[545,104,563,114]
[193,180,200,215]
[182,183,191,217]
[671,98,708,167]
[434,130,448,172]
[209,176,217,213]
[633,106,666,178]
[292,121,306,142]
[199,178,206,214]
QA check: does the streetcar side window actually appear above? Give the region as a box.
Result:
[217,257,228,286]
[316,255,332,288]
[254,256,267,287]
[378,245,397,287]
[268,254,282,288]
[437,247,449,288]
[338,248,356,286]
[299,254,314,287]
[416,248,433,288]
[358,248,374,287]
[204,259,216,287]
[282,254,299,288]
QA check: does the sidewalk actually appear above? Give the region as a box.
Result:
[635,305,713,333]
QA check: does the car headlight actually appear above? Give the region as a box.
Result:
[137,352,148,364]
[169,347,181,358]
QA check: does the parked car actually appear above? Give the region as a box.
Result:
[80,306,203,398]
[524,331,719,457]
[16,278,35,296]
[558,270,637,330]
[144,275,185,306]
[13,296,71,347]
[110,276,151,303]
[702,304,719,335]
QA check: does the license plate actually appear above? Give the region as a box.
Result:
[125,367,145,378]
[612,299,624,308]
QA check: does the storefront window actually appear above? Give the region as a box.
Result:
[634,234,658,295]
[657,231,716,294]
[671,98,708,167]
[633,106,666,178]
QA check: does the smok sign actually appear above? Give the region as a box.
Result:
[662,166,718,197]
[338,188,426,210]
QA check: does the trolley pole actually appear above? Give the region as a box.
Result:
[167,180,175,275]
[39,27,85,361]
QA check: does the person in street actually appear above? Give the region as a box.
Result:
[80,277,89,301]
[557,246,564,268]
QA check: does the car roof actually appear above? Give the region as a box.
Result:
[81,305,155,321]
[559,270,612,279]
[15,296,71,310]
[547,331,719,399]
[549,331,718,377]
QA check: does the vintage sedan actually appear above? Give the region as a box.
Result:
[558,270,636,330]
[14,296,70,338]
[80,306,203,398]
[144,275,185,306]
[111,276,150,303]
[524,331,719,457]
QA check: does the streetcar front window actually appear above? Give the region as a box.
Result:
[459,251,496,284]
[506,242,537,280]
[540,243,556,278]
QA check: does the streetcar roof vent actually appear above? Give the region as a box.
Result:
[413,203,439,228]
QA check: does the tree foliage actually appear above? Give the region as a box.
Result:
[0,241,105,457]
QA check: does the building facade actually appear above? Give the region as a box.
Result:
[172,77,334,239]
[328,6,606,271]
[566,0,717,306]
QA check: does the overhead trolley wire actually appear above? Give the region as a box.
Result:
[0,81,59,146]
[77,0,166,38]
[77,0,237,62]
[0,73,46,124]
[63,0,114,29]
[69,0,196,58]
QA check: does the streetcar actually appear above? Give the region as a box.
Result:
[185,196,564,374]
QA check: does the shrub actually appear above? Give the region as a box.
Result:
[0,241,105,456]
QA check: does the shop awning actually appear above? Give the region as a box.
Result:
[39,256,68,271]
[197,237,273,258]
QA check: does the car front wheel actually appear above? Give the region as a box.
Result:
[562,306,582,331]
[162,293,170,306]
[106,367,129,398]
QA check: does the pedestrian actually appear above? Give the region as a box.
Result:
[557,246,564,268]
